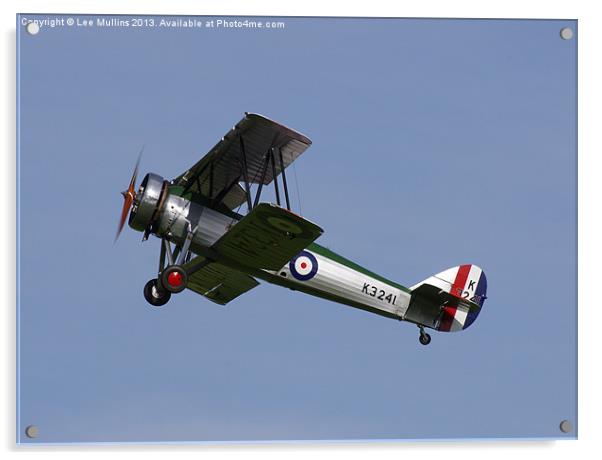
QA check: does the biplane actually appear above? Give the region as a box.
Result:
[116,113,487,345]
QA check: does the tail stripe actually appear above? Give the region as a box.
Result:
[475,271,488,307]
[464,271,488,329]
[439,265,470,331]
[439,306,457,332]
[450,264,471,298]
[449,306,469,332]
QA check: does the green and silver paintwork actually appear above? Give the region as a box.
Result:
[136,180,412,320]
[125,114,487,343]
[261,244,412,321]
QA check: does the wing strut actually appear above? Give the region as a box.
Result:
[253,149,271,209]
[211,176,241,209]
[277,147,291,211]
[238,134,253,213]
[182,159,211,194]
[270,148,281,207]
[173,113,311,215]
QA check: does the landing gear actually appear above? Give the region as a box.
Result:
[143,267,186,306]
[419,333,431,346]
[160,265,188,293]
[418,326,431,346]
[143,234,201,307]
[143,279,171,307]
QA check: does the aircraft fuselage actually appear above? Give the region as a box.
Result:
[152,189,412,321]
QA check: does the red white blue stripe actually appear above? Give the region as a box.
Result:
[437,264,487,332]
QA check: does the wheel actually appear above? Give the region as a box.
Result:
[419,332,431,346]
[160,265,188,293]
[143,279,171,307]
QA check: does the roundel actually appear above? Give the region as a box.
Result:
[289,251,318,281]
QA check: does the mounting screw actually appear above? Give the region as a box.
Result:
[25,425,39,438]
[559,420,573,433]
[25,22,40,35]
[559,27,573,40]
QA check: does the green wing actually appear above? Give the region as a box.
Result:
[211,203,323,271]
[182,257,259,305]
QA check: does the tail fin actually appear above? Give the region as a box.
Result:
[406,264,487,332]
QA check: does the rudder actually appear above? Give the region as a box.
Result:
[406,264,487,332]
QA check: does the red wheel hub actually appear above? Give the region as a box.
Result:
[167,271,183,287]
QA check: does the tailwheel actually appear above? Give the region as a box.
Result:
[418,326,431,346]
[144,279,171,307]
[160,265,188,293]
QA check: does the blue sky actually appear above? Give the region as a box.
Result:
[17,15,576,443]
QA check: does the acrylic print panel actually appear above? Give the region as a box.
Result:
[16,15,577,443]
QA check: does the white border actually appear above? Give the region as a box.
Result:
[3,1,598,459]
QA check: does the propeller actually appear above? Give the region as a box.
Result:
[115,148,143,242]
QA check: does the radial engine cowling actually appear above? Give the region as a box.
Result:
[128,173,167,232]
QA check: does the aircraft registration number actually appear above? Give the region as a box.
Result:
[362,283,397,305]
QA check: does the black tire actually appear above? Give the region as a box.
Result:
[419,333,431,346]
[143,279,171,307]
[160,265,188,293]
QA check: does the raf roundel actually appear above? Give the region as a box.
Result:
[289,251,319,281]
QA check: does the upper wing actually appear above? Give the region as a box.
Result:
[211,203,323,271]
[182,256,259,305]
[172,113,312,211]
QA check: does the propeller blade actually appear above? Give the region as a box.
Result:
[115,146,144,242]
[129,146,143,190]
[115,193,133,241]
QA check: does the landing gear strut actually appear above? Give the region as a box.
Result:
[418,326,431,346]
[143,231,206,307]
[143,236,190,306]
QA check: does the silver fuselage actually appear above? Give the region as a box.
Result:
[149,191,412,321]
